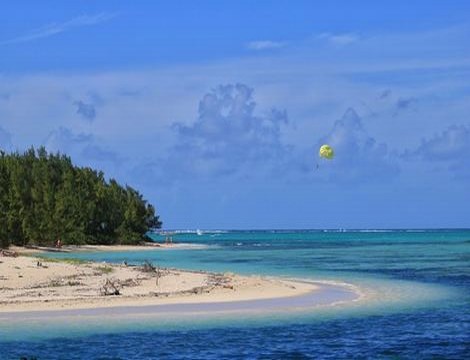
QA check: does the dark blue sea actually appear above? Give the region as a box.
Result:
[1,230,469,359]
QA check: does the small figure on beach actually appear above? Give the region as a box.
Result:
[55,238,62,248]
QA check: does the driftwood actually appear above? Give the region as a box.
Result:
[155,266,162,286]
[140,260,156,273]
[119,278,140,287]
[138,260,165,287]
[151,273,234,297]
[207,274,231,287]
[151,286,210,297]
[100,278,120,296]
[0,249,18,257]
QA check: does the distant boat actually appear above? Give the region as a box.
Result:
[196,229,203,236]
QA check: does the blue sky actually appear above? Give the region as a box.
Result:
[1,1,470,229]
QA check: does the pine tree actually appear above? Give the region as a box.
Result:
[0,151,10,248]
[0,148,161,247]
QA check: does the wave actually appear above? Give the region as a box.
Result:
[163,243,217,250]
[151,229,470,236]
[152,230,230,235]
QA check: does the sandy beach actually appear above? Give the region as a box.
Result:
[10,243,188,255]
[0,254,319,313]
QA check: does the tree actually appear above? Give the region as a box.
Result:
[0,147,162,247]
[0,151,10,248]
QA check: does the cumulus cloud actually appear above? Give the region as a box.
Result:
[246,40,286,50]
[163,84,290,178]
[45,127,119,165]
[410,124,470,161]
[317,108,398,181]
[73,100,96,121]
[402,124,470,181]
[0,12,116,45]
[403,124,470,179]
[141,90,399,185]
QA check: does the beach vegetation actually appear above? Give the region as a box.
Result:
[35,256,88,265]
[0,147,162,248]
[141,260,157,273]
[100,278,121,296]
[96,265,114,274]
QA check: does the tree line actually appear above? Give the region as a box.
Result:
[0,147,161,248]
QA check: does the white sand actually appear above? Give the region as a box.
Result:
[10,243,181,254]
[0,255,317,313]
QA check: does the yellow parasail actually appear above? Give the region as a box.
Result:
[319,144,334,160]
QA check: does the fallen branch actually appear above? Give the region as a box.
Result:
[100,278,120,296]
[0,249,18,257]
[140,260,156,273]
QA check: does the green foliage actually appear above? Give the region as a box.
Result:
[0,151,10,248]
[0,147,162,248]
[96,265,114,274]
[35,256,88,265]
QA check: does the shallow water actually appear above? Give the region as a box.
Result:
[2,230,469,359]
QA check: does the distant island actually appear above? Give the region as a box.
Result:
[0,147,161,248]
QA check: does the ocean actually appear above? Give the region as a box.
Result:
[1,230,469,359]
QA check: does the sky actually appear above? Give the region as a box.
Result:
[1,1,470,229]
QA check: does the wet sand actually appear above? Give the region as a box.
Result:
[0,281,359,321]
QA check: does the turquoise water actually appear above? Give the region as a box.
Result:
[1,230,469,359]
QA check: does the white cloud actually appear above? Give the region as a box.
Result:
[316,108,399,182]
[42,126,127,180]
[403,124,470,179]
[317,32,360,45]
[0,12,117,45]
[246,40,286,50]
[163,83,291,178]
[45,127,119,163]
[0,23,469,187]
[405,124,470,161]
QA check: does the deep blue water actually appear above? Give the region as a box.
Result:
[2,230,470,359]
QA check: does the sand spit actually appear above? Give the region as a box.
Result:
[0,255,319,313]
[10,243,193,255]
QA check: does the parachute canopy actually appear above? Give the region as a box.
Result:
[319,144,334,160]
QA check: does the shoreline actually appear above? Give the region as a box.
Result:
[10,243,193,255]
[0,281,359,320]
[0,255,357,314]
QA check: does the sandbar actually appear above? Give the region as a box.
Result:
[0,254,361,321]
